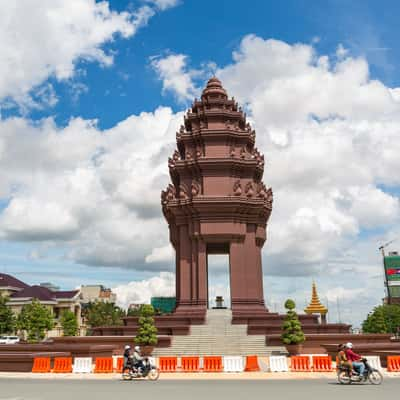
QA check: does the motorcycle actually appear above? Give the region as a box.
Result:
[337,358,383,385]
[122,356,160,381]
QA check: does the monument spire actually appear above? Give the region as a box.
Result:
[162,76,273,323]
[304,281,328,324]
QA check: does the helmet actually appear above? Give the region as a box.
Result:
[346,342,353,348]
[124,345,131,350]
[134,346,140,352]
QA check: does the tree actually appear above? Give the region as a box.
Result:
[84,301,126,328]
[135,304,158,346]
[60,310,79,336]
[362,304,400,334]
[281,299,305,345]
[16,299,54,342]
[0,296,15,335]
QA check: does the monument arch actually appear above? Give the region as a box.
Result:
[162,77,273,322]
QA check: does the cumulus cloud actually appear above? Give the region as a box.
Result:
[1,32,400,326]
[0,107,181,269]
[151,54,201,102]
[0,0,169,108]
[113,272,175,309]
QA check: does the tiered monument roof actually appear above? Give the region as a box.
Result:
[304,282,328,315]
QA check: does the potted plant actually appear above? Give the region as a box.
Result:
[134,304,158,355]
[281,299,305,355]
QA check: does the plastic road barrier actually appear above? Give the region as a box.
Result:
[94,357,114,373]
[269,356,289,372]
[312,356,332,372]
[290,356,311,372]
[244,355,260,372]
[72,357,93,373]
[203,356,223,372]
[223,356,244,372]
[115,357,124,372]
[32,357,51,373]
[159,357,178,372]
[387,356,400,372]
[181,356,200,372]
[52,357,73,373]
[365,356,382,370]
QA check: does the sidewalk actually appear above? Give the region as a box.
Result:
[0,371,399,380]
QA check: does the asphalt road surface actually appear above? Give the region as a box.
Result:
[0,378,399,400]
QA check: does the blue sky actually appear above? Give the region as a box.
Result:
[1,0,400,326]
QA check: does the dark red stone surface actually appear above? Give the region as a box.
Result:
[162,77,272,321]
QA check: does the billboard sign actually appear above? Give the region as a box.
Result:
[384,255,400,282]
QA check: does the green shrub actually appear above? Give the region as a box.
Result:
[281,299,305,345]
[135,305,158,346]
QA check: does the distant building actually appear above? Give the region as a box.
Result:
[0,273,82,336]
[79,284,117,304]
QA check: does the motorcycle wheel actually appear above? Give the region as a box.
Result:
[337,371,351,384]
[147,368,160,381]
[122,372,133,381]
[368,370,383,385]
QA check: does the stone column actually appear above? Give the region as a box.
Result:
[177,224,192,306]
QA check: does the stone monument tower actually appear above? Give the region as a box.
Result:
[162,77,273,323]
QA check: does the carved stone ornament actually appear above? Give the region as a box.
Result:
[245,182,254,197]
[230,145,236,158]
[173,150,180,161]
[179,184,189,200]
[161,184,176,204]
[265,187,273,203]
[240,147,246,159]
[195,147,202,158]
[186,151,192,160]
[191,181,200,197]
[257,182,267,199]
[233,180,242,196]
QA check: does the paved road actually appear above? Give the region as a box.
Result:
[0,378,399,400]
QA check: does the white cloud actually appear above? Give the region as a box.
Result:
[113,272,175,309]
[0,107,181,269]
[145,0,180,11]
[0,0,167,108]
[151,54,201,102]
[145,245,174,264]
[1,33,400,326]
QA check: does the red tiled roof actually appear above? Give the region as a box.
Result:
[53,290,79,299]
[0,273,30,289]
[10,285,56,301]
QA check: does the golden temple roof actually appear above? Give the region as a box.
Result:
[304,281,328,315]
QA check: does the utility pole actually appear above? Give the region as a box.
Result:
[336,297,341,323]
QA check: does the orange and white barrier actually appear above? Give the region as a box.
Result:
[72,357,93,373]
[159,357,178,372]
[31,357,51,373]
[94,357,114,373]
[365,356,382,370]
[290,356,311,372]
[387,356,400,372]
[181,356,200,372]
[244,355,260,372]
[269,356,289,372]
[223,356,244,372]
[52,357,73,373]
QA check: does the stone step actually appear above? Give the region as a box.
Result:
[153,309,286,357]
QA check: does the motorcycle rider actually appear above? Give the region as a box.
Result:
[133,345,145,373]
[337,343,352,375]
[345,342,365,378]
[123,345,133,371]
